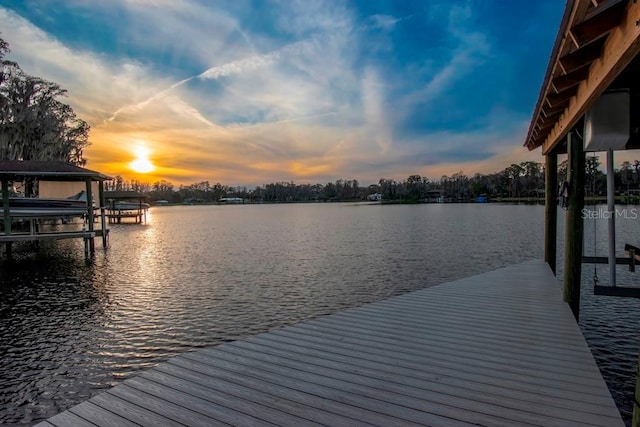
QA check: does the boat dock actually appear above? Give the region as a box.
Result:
[37,260,623,426]
[0,161,111,258]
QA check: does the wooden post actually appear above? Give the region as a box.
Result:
[2,179,11,258]
[98,181,107,248]
[85,178,95,254]
[563,131,585,320]
[606,149,616,287]
[2,179,10,235]
[633,351,640,427]
[545,153,558,274]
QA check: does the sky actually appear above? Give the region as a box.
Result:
[0,0,564,186]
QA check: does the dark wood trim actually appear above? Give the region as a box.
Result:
[570,0,626,46]
[552,65,591,93]
[559,36,606,73]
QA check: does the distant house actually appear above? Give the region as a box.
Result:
[367,193,382,201]
[219,197,244,204]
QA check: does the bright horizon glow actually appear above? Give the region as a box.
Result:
[1,1,572,186]
[129,146,155,174]
[130,158,155,174]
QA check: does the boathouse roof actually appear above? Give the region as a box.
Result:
[524,0,640,154]
[0,160,111,181]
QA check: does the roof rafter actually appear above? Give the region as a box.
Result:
[542,0,640,154]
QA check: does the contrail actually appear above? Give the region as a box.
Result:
[103,40,312,124]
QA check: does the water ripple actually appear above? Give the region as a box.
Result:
[1,203,634,425]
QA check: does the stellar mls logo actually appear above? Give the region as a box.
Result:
[581,208,638,220]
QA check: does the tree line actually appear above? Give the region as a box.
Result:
[105,158,640,204]
[107,162,544,204]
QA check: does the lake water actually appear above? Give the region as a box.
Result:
[1,203,639,425]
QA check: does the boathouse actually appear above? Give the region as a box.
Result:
[0,160,110,258]
[104,190,149,224]
[526,0,639,422]
[525,0,640,310]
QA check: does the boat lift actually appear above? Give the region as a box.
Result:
[578,90,640,297]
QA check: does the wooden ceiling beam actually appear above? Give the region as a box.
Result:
[547,85,580,107]
[542,0,640,155]
[537,121,558,134]
[552,64,591,92]
[570,0,627,46]
[524,0,590,150]
[543,99,571,116]
[540,109,564,125]
[559,36,607,72]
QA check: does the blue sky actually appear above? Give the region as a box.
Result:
[0,0,562,185]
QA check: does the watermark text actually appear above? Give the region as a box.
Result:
[581,208,638,220]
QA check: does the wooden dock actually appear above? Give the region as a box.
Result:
[37,261,624,426]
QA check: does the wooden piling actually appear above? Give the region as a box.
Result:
[98,182,107,248]
[85,178,95,254]
[633,351,640,427]
[2,179,11,258]
[545,153,558,274]
[563,131,585,320]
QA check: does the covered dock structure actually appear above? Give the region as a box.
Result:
[104,190,149,224]
[526,0,640,307]
[0,160,110,258]
[525,0,640,423]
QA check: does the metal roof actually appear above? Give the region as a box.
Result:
[0,160,111,181]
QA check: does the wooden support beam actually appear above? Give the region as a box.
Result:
[563,132,585,320]
[559,36,606,73]
[540,109,564,124]
[543,0,640,154]
[570,0,627,46]
[545,154,558,274]
[551,64,591,92]
[546,85,579,108]
[542,99,571,117]
[594,285,640,297]
[582,256,635,265]
[536,122,557,136]
[524,0,595,150]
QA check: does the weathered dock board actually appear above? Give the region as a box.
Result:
[38,260,624,426]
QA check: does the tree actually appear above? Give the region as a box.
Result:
[585,155,601,196]
[0,36,90,165]
[504,164,524,198]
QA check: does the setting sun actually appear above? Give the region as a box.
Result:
[129,146,155,174]
[130,158,154,173]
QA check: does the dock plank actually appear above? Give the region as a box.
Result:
[180,348,480,427]
[202,341,613,426]
[89,393,185,427]
[152,362,370,426]
[47,410,95,427]
[273,322,602,380]
[68,401,138,427]
[37,260,624,426]
[215,335,619,417]
[229,333,616,404]
[167,355,419,427]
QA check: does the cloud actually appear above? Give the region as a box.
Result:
[0,7,175,124]
[0,1,544,187]
[367,14,406,31]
